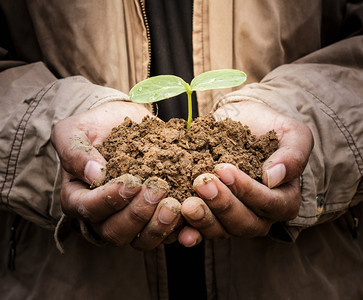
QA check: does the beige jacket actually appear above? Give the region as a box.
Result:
[0,0,363,299]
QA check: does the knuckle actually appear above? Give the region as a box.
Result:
[76,202,97,222]
[235,178,253,198]
[292,150,307,174]
[148,227,169,240]
[129,205,151,225]
[284,194,301,220]
[212,199,233,216]
[194,216,216,231]
[103,194,127,212]
[231,219,263,238]
[68,192,99,222]
[206,231,230,242]
[100,223,128,247]
[259,197,278,216]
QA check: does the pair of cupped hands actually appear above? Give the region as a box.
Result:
[51,100,313,250]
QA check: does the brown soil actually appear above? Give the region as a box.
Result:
[95,114,278,201]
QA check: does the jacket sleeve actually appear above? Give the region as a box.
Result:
[214,36,363,241]
[0,61,130,229]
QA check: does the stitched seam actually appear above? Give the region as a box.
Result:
[305,89,363,176]
[88,94,129,109]
[297,200,351,219]
[295,214,319,219]
[201,0,205,73]
[0,82,57,207]
[296,89,362,219]
[291,206,348,223]
[299,174,306,218]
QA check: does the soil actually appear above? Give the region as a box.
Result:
[95,114,278,201]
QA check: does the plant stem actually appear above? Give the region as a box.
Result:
[187,91,193,130]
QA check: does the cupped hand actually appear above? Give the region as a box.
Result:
[51,101,182,250]
[179,100,313,246]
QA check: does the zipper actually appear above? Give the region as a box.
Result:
[8,214,21,271]
[139,0,151,78]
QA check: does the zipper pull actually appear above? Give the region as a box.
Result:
[349,207,360,239]
[352,216,359,239]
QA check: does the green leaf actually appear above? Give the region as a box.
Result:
[129,75,189,103]
[190,69,247,92]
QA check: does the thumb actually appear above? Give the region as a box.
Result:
[84,159,107,186]
[263,162,287,189]
[52,120,107,186]
[262,121,313,188]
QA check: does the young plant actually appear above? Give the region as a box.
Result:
[129,69,247,130]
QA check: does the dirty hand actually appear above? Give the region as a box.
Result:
[178,100,313,246]
[51,101,182,250]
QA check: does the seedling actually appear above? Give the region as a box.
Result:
[129,69,247,130]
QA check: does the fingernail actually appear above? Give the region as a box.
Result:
[84,160,105,184]
[187,205,205,221]
[119,185,139,200]
[194,175,218,200]
[185,240,198,248]
[159,205,178,224]
[266,163,286,188]
[144,188,163,204]
[215,164,235,185]
[144,177,169,204]
[111,174,142,199]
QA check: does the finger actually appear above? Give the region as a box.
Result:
[214,164,301,221]
[61,171,142,222]
[193,173,273,237]
[162,231,180,245]
[181,197,229,241]
[214,101,313,188]
[131,198,182,251]
[162,219,186,244]
[51,118,107,185]
[178,226,204,247]
[262,118,313,188]
[94,177,169,246]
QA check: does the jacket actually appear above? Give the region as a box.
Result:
[1,0,363,299]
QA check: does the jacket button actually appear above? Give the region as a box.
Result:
[316,194,324,215]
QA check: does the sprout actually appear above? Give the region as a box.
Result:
[129,69,247,129]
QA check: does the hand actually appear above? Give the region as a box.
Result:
[51,101,182,250]
[178,100,313,246]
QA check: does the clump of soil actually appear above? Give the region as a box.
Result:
[95,114,278,201]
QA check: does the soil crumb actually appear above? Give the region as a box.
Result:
[95,114,278,201]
